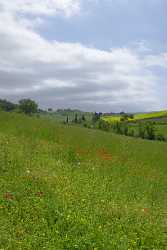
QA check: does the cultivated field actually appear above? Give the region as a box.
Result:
[0,111,167,249]
[103,110,167,122]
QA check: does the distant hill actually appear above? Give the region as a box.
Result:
[103,110,167,123]
[41,108,93,122]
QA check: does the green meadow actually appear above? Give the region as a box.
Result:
[1,111,167,249]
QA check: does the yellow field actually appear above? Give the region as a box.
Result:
[103,110,167,123]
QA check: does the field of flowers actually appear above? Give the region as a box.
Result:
[103,110,167,123]
[0,111,167,249]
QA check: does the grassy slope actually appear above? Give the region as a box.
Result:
[40,110,93,123]
[0,112,167,249]
[103,110,167,122]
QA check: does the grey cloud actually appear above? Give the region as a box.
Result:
[0,3,165,112]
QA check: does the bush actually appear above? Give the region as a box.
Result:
[92,112,101,123]
[98,120,110,131]
[0,99,17,112]
[138,123,146,139]
[156,134,166,141]
[19,99,38,115]
[128,129,135,137]
[145,122,156,140]
[121,113,134,122]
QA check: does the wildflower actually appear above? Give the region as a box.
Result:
[36,191,44,198]
[3,193,15,201]
[141,208,149,215]
[96,149,112,161]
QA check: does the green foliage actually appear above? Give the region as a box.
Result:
[120,113,134,122]
[102,117,165,142]
[138,123,146,139]
[97,119,110,131]
[41,109,92,124]
[74,113,78,123]
[137,122,156,140]
[66,115,69,124]
[156,133,166,141]
[103,110,167,123]
[0,99,17,112]
[81,114,86,122]
[19,99,38,115]
[92,112,101,123]
[145,122,156,140]
[111,122,129,136]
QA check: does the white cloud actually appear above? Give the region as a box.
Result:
[0,0,80,17]
[144,53,167,68]
[0,1,165,111]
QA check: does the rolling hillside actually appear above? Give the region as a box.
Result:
[103,110,167,123]
[0,111,167,249]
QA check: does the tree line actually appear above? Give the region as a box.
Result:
[0,99,38,115]
[94,118,166,142]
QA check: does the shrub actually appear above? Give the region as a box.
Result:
[19,99,38,115]
[98,120,110,131]
[128,129,135,137]
[0,99,17,112]
[156,134,166,141]
[145,122,156,140]
[138,123,146,139]
[92,112,101,123]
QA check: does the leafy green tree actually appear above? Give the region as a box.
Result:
[98,120,110,131]
[120,113,134,122]
[145,122,156,140]
[0,99,16,112]
[113,122,122,134]
[66,115,69,124]
[138,123,146,139]
[74,114,78,123]
[81,114,86,121]
[92,112,101,123]
[48,108,53,112]
[123,123,129,136]
[19,99,38,115]
[156,134,166,141]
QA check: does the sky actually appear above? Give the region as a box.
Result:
[0,0,167,112]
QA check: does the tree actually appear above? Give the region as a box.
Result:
[92,112,101,123]
[138,123,146,139]
[48,108,53,112]
[145,122,156,140]
[74,114,78,123]
[0,99,16,112]
[129,114,134,119]
[81,114,86,122]
[19,99,38,115]
[98,119,110,131]
[66,115,69,124]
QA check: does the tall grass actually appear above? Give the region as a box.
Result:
[0,111,167,249]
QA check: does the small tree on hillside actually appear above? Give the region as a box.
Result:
[145,122,156,140]
[74,114,78,123]
[66,115,69,124]
[48,108,53,112]
[19,99,38,115]
[92,112,101,123]
[0,99,16,112]
[138,123,146,139]
[81,114,86,122]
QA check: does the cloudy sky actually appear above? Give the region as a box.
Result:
[0,0,167,112]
